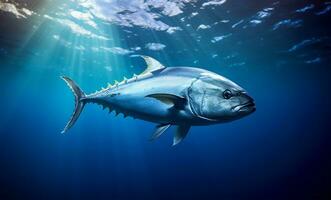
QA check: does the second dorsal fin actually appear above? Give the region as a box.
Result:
[139,55,165,75]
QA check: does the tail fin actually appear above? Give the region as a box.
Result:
[61,76,86,134]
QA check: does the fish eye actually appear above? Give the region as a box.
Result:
[223,89,232,99]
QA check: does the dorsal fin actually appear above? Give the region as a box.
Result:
[139,55,165,75]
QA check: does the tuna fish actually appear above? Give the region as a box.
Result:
[61,56,255,145]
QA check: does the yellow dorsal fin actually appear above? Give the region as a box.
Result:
[139,55,165,75]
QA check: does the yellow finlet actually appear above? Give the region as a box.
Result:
[123,76,128,83]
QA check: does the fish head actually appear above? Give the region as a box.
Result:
[188,72,255,122]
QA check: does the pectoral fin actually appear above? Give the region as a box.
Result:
[146,93,186,109]
[173,125,191,146]
[150,124,171,141]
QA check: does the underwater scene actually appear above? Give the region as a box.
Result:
[0,0,331,199]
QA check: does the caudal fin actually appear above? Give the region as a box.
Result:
[61,76,86,134]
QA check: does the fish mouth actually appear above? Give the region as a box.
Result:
[233,101,256,113]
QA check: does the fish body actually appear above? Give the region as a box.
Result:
[62,56,255,145]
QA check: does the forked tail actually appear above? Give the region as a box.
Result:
[61,76,86,134]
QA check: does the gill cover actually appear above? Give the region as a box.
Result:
[188,76,221,121]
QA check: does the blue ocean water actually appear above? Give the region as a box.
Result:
[0,0,331,199]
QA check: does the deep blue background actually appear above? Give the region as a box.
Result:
[1,60,330,200]
[1,0,331,199]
